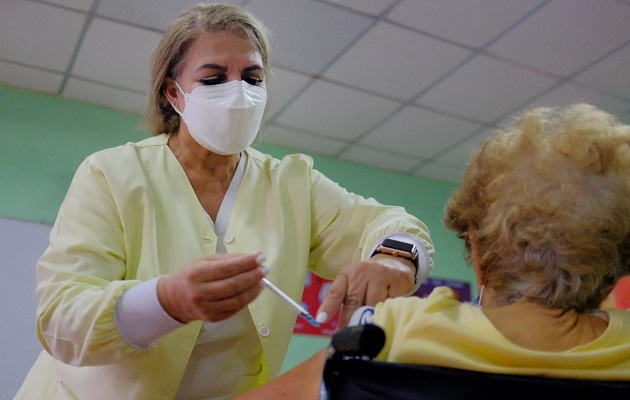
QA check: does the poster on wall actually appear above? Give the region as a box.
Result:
[294,272,472,337]
[415,277,472,303]
[293,272,339,336]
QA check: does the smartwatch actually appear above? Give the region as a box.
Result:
[372,238,418,261]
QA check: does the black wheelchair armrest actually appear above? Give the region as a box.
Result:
[329,323,386,360]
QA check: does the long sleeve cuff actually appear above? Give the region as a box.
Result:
[114,276,184,348]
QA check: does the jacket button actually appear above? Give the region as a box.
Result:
[224,234,234,243]
[259,326,270,337]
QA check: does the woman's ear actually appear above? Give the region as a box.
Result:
[163,77,181,111]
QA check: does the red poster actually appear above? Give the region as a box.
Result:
[293,272,339,336]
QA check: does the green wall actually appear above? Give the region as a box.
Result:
[0,83,475,371]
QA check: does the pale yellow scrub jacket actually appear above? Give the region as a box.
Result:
[15,133,433,400]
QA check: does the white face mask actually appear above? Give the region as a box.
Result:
[171,80,267,155]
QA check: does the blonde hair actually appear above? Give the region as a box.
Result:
[444,104,630,311]
[144,3,271,135]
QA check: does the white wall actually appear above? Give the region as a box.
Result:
[0,217,51,398]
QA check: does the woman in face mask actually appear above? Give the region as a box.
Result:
[14,3,434,400]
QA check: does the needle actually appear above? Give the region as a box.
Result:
[262,277,320,327]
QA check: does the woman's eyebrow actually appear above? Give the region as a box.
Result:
[194,64,262,73]
[243,65,263,73]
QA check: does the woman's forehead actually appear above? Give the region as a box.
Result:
[183,31,262,67]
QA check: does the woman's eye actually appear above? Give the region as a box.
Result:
[201,77,222,85]
[244,77,263,86]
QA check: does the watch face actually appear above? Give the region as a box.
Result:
[382,238,415,253]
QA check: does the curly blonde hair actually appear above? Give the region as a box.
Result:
[143,3,271,135]
[444,104,630,311]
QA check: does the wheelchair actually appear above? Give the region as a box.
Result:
[323,324,630,399]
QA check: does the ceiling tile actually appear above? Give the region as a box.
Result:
[266,67,313,118]
[324,0,397,16]
[412,162,464,183]
[0,62,64,95]
[260,124,347,157]
[0,1,85,72]
[387,0,546,47]
[46,0,93,12]
[246,0,373,74]
[435,129,492,166]
[519,82,630,117]
[361,105,482,158]
[574,44,630,100]
[95,0,237,30]
[488,0,630,76]
[63,78,147,116]
[417,54,556,122]
[274,80,401,141]
[339,146,420,173]
[71,17,162,93]
[324,22,471,100]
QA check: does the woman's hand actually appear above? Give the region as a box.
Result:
[316,254,415,329]
[157,252,267,323]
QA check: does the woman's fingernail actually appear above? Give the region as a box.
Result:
[255,253,266,264]
[261,265,270,276]
[316,312,328,324]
